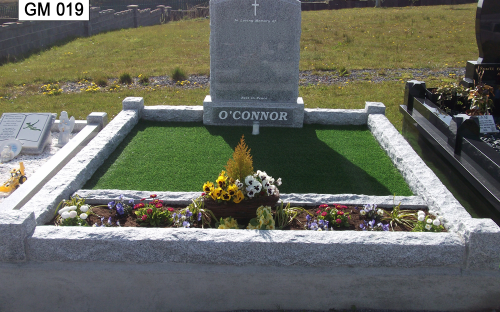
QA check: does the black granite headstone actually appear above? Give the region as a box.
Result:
[461,0,500,115]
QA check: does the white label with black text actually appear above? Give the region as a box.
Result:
[19,0,89,21]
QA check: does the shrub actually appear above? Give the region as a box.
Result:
[225,135,254,182]
[171,67,187,82]
[138,74,149,85]
[119,72,133,84]
[94,76,108,87]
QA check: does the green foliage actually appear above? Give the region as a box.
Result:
[274,201,308,230]
[138,74,149,84]
[171,67,187,82]
[225,135,254,183]
[381,201,417,231]
[94,75,108,87]
[135,204,172,227]
[119,72,132,84]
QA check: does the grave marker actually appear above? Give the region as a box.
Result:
[463,0,500,88]
[203,0,304,127]
[0,113,55,154]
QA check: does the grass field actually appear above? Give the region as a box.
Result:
[0,3,478,133]
[84,121,413,195]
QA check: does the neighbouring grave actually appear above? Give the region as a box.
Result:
[463,0,500,112]
[0,113,55,155]
[203,0,304,127]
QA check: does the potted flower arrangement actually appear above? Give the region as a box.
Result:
[201,135,282,219]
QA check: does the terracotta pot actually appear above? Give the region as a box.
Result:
[204,195,280,219]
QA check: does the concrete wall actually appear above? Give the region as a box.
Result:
[0,5,209,62]
[302,0,477,11]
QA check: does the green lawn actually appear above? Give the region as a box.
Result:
[85,121,413,196]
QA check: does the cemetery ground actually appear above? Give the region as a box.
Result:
[0,3,478,134]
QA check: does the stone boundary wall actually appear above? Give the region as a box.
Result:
[301,0,477,10]
[0,4,209,62]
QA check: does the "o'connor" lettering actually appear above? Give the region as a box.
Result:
[218,111,288,121]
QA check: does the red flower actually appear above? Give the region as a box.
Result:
[336,219,342,224]
[140,198,146,201]
[167,207,174,212]
[147,208,153,214]
[141,215,148,221]
[134,203,145,209]
[326,207,331,211]
[201,192,206,196]
[150,194,157,198]
[338,211,344,215]
[155,203,162,208]
[321,212,328,217]
[319,204,328,209]
[316,210,321,215]
[340,205,348,210]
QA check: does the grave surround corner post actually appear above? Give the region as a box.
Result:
[365,102,386,115]
[404,80,426,114]
[127,5,139,28]
[0,210,36,261]
[87,112,108,130]
[122,97,145,118]
[459,218,500,271]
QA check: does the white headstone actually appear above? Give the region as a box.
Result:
[478,115,499,133]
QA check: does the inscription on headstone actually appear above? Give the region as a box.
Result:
[0,113,55,154]
[478,115,499,133]
[203,0,304,127]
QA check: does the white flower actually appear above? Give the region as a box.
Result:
[80,205,89,213]
[245,175,256,186]
[360,210,366,216]
[417,210,425,216]
[426,218,432,224]
[61,211,71,219]
[428,210,437,217]
[275,178,282,186]
[267,185,276,196]
[433,219,440,226]
[377,209,384,216]
[235,179,244,189]
[425,224,432,230]
[257,171,268,181]
[255,170,262,177]
[418,215,425,222]
[69,211,77,218]
[247,189,255,198]
[67,205,77,211]
[80,213,88,220]
[58,207,70,215]
[252,181,262,193]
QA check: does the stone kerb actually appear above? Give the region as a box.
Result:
[0,210,36,261]
[17,109,137,225]
[304,101,385,125]
[5,98,499,272]
[27,226,465,268]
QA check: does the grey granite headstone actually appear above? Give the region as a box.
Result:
[204,0,304,127]
[0,113,55,154]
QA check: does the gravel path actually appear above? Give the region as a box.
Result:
[59,68,466,93]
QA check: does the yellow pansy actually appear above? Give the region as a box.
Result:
[216,175,227,187]
[227,184,238,196]
[233,190,245,203]
[221,190,231,201]
[213,187,223,199]
[203,181,214,193]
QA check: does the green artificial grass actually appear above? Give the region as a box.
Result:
[84,121,413,196]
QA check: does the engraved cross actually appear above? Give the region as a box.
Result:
[252,0,259,16]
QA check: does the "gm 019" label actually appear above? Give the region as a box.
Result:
[19,0,89,21]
